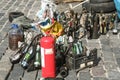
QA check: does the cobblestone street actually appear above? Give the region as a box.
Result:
[0,0,120,80]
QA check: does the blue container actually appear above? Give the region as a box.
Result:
[114,0,120,18]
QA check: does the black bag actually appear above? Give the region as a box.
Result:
[9,12,24,22]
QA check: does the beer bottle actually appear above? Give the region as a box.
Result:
[34,45,41,68]
[21,46,33,68]
[77,41,83,54]
[74,43,80,55]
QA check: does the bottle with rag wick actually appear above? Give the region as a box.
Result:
[9,24,24,51]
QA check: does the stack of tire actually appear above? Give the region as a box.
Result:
[90,0,116,13]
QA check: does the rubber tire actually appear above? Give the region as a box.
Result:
[9,12,24,23]
[90,0,113,3]
[90,2,116,13]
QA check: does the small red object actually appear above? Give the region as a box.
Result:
[51,18,55,24]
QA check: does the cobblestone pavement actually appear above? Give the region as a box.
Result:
[0,0,120,80]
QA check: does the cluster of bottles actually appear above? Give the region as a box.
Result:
[9,33,68,78]
[66,46,97,70]
[53,8,119,40]
[55,39,98,77]
[72,41,84,56]
[8,23,68,78]
[9,33,42,72]
[8,7,104,78]
[20,44,41,70]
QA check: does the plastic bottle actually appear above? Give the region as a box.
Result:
[9,24,23,51]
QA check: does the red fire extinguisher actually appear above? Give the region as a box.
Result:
[40,36,56,78]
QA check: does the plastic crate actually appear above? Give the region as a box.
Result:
[66,48,97,70]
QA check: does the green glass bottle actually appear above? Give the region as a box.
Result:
[74,43,80,55]
[34,45,41,68]
[72,44,76,55]
[77,41,83,54]
[21,47,33,68]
